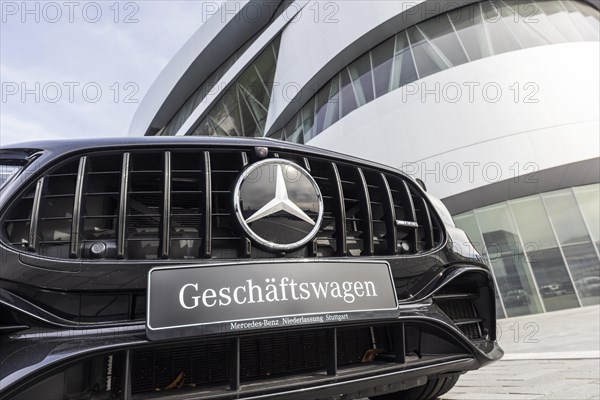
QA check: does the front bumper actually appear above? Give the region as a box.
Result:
[1,303,503,400]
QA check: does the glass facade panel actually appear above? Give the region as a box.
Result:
[562,0,600,40]
[498,1,551,48]
[450,3,491,60]
[258,0,598,144]
[543,189,593,246]
[300,98,316,143]
[510,196,579,311]
[544,189,600,306]
[163,39,253,136]
[562,244,600,306]
[191,37,281,137]
[454,212,486,255]
[339,68,358,118]
[518,1,569,44]
[476,204,544,316]
[417,13,469,67]
[348,52,375,106]
[537,0,586,41]
[481,1,522,55]
[314,80,335,134]
[407,25,449,78]
[371,37,395,98]
[572,1,600,38]
[529,247,579,311]
[509,196,557,248]
[391,31,419,90]
[573,184,600,245]
[454,184,600,317]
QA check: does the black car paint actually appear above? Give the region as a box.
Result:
[0,137,502,399]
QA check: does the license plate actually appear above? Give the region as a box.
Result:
[146,260,398,341]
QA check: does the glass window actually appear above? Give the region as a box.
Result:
[572,1,600,39]
[284,113,303,144]
[562,243,600,306]
[509,196,557,249]
[407,25,450,78]
[561,0,599,40]
[391,31,418,90]
[191,38,281,138]
[301,98,316,143]
[450,2,491,60]
[164,41,248,136]
[238,88,259,137]
[454,212,487,255]
[348,52,375,106]
[509,196,579,311]
[496,1,550,48]
[573,184,600,246]
[528,247,580,311]
[476,203,544,316]
[371,37,395,98]
[543,189,593,246]
[339,69,358,118]
[417,12,469,67]
[512,0,568,44]
[324,75,341,131]
[543,189,600,305]
[480,1,522,55]
[314,80,333,134]
[536,0,585,42]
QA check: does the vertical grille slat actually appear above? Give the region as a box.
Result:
[3,148,443,260]
[356,168,373,256]
[27,178,45,252]
[379,174,397,255]
[69,156,88,258]
[117,153,130,259]
[330,163,347,256]
[160,152,171,259]
[203,151,212,258]
[418,196,435,249]
[400,180,418,252]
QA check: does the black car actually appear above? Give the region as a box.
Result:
[0,138,502,400]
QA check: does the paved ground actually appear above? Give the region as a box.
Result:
[442,305,600,400]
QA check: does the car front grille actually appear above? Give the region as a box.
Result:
[109,327,373,395]
[2,147,443,260]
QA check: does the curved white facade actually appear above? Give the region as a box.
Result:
[133,0,600,317]
[309,42,600,201]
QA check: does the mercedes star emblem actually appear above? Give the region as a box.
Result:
[233,158,324,251]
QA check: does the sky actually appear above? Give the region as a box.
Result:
[0,1,210,146]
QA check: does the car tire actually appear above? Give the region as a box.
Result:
[370,373,460,400]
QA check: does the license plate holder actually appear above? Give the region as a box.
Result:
[147,260,398,341]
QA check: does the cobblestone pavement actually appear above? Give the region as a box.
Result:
[442,359,600,400]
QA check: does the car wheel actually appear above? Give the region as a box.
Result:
[370,373,460,400]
